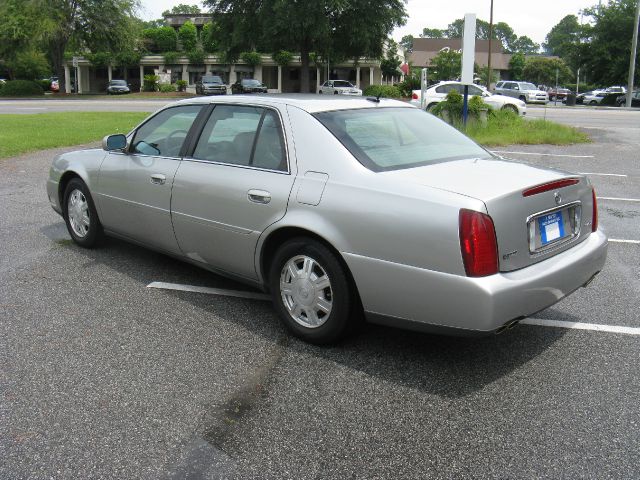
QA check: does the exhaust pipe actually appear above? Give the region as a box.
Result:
[495,318,522,335]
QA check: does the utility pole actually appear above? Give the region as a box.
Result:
[626,0,640,108]
[487,0,494,89]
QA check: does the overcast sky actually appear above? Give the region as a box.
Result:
[138,0,602,45]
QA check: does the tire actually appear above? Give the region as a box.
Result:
[62,178,104,248]
[519,95,527,103]
[502,104,519,114]
[269,237,358,344]
[318,90,323,94]
[426,103,437,112]
[334,91,339,95]
[589,100,597,105]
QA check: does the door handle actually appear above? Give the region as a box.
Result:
[150,174,166,185]
[248,189,271,204]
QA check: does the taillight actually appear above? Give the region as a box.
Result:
[591,187,598,232]
[412,92,419,100]
[459,209,499,277]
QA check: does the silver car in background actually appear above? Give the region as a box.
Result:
[494,81,549,104]
[319,80,362,96]
[47,96,607,344]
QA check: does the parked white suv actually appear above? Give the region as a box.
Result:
[319,80,362,96]
[410,82,527,116]
[494,81,548,104]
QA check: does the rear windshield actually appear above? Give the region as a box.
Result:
[314,107,491,172]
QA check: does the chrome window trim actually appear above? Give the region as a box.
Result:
[526,200,582,256]
[190,103,291,174]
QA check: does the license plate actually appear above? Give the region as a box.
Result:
[538,211,565,245]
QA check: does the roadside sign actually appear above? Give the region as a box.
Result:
[72,57,79,68]
[461,13,476,85]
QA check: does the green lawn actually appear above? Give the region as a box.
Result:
[463,110,590,147]
[0,112,149,159]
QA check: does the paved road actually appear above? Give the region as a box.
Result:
[0,98,170,114]
[1,109,638,479]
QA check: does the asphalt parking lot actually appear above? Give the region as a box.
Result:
[1,103,639,479]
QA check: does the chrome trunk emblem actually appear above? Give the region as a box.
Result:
[554,192,562,205]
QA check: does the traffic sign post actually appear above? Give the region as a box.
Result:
[461,13,477,126]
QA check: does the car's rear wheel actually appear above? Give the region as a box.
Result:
[426,103,437,112]
[502,104,519,114]
[269,238,357,344]
[63,178,104,248]
[589,100,597,105]
[334,91,339,95]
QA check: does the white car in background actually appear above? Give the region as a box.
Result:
[410,81,527,116]
[319,80,362,96]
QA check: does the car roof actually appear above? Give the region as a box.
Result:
[172,94,410,113]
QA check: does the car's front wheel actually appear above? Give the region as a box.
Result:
[269,238,357,344]
[62,178,104,248]
[519,95,527,103]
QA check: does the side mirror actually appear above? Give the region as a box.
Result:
[103,134,127,151]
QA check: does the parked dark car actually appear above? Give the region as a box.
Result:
[195,75,227,95]
[106,80,131,95]
[615,90,640,107]
[231,78,268,94]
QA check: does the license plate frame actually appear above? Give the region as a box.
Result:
[528,202,582,254]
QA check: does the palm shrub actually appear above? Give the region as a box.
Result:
[143,74,159,92]
[176,80,188,92]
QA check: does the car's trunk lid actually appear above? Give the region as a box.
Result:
[382,157,595,271]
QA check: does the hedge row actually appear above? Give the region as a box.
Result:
[0,80,44,97]
[362,84,402,98]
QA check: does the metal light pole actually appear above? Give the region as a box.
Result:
[626,0,640,107]
[487,0,494,89]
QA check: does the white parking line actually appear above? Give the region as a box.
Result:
[579,172,628,177]
[147,281,270,301]
[609,239,640,244]
[597,197,640,202]
[522,318,640,335]
[490,150,594,158]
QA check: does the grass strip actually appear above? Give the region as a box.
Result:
[464,110,590,147]
[0,112,149,159]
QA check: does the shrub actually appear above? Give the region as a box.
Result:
[178,21,198,52]
[143,74,159,92]
[397,74,421,97]
[159,83,177,93]
[241,51,262,67]
[432,89,490,123]
[162,51,179,65]
[201,22,219,53]
[0,80,44,97]
[187,49,205,65]
[176,80,188,92]
[599,93,620,106]
[115,51,142,68]
[362,84,402,98]
[37,79,52,91]
[272,50,294,67]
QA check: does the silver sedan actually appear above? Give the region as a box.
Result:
[47,95,608,344]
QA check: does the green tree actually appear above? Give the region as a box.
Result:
[205,0,407,93]
[522,57,572,86]
[421,28,444,38]
[178,21,198,52]
[581,0,639,86]
[162,4,201,15]
[509,51,526,79]
[544,15,581,57]
[380,42,401,81]
[400,34,414,53]
[143,26,178,52]
[430,49,462,81]
[201,22,219,53]
[512,36,539,55]
[36,0,139,88]
[12,51,51,80]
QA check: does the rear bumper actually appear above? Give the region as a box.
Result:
[345,231,608,334]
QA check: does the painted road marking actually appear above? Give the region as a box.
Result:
[490,150,594,158]
[597,197,640,202]
[522,318,640,336]
[579,172,628,177]
[147,281,270,301]
[609,239,640,244]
